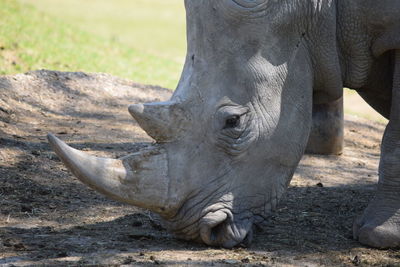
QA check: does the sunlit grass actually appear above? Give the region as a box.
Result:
[1,0,186,89]
[19,0,186,62]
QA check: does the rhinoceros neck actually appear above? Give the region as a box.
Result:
[336,0,400,90]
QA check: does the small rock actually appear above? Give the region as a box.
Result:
[13,242,26,250]
[150,256,160,264]
[3,239,12,247]
[316,182,324,187]
[241,257,250,263]
[57,251,68,257]
[20,205,33,212]
[352,255,361,266]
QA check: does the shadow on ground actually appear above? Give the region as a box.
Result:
[1,70,399,266]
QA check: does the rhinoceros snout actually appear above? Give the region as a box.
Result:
[199,210,253,248]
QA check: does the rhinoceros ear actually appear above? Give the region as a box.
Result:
[129,101,188,142]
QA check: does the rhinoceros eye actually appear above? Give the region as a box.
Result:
[217,105,249,130]
[216,107,254,156]
[224,115,241,129]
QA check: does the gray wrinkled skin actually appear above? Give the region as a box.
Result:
[49,0,400,248]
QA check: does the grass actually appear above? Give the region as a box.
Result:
[19,0,186,62]
[0,0,186,89]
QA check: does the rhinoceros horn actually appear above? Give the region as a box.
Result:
[47,133,172,214]
[128,101,188,143]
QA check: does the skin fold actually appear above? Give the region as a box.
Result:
[48,0,400,248]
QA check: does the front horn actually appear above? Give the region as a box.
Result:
[47,133,171,214]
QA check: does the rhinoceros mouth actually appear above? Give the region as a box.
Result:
[165,203,254,248]
[198,209,254,248]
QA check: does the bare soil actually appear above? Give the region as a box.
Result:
[0,70,399,266]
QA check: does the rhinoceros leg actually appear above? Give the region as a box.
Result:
[305,97,344,155]
[353,50,400,248]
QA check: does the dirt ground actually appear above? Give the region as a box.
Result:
[0,70,399,266]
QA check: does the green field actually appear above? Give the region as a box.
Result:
[1,0,186,89]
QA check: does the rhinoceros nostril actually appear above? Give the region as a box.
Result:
[199,211,253,248]
[209,219,228,243]
[240,227,253,247]
[199,210,229,246]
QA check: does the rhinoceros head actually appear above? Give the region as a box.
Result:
[49,0,334,248]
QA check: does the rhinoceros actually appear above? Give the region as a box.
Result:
[48,0,400,248]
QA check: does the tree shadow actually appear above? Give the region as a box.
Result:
[0,183,376,266]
